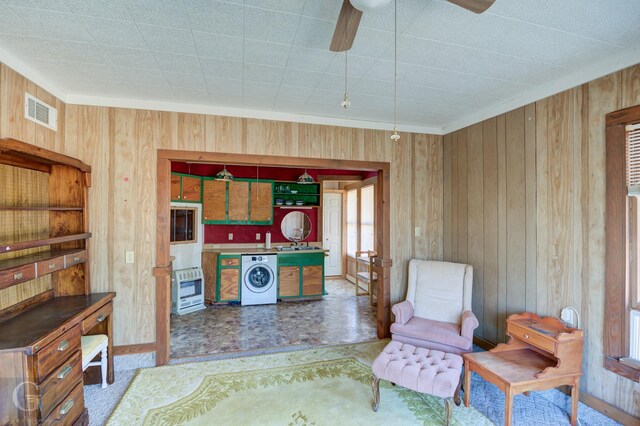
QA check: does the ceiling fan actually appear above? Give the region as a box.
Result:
[329,0,495,52]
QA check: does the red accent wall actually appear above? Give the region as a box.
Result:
[171,163,371,244]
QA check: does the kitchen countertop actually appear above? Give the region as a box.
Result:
[202,247,328,255]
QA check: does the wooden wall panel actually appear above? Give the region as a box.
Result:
[443,65,640,416]
[467,123,484,335]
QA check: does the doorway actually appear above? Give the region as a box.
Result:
[323,192,343,277]
[154,150,392,365]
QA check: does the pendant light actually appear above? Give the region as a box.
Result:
[390,0,400,142]
[297,168,315,184]
[214,165,234,182]
[341,51,350,109]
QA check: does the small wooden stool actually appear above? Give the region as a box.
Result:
[81,334,108,389]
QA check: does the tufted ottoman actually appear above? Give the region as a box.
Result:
[371,341,463,425]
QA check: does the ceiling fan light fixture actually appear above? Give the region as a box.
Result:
[341,93,351,109]
[350,0,392,12]
[297,169,315,184]
[391,128,400,141]
[214,165,234,182]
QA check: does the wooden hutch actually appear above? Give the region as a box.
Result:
[0,138,115,425]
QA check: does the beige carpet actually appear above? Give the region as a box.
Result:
[107,340,492,425]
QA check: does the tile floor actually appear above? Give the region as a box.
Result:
[170,278,378,359]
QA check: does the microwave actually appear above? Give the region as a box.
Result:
[171,267,206,315]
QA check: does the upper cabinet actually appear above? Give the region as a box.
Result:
[171,173,201,202]
[202,178,273,225]
[273,181,320,208]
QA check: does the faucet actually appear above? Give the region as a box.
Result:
[300,241,309,247]
[291,240,299,248]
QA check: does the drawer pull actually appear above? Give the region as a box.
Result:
[57,365,72,380]
[13,272,23,280]
[57,340,69,352]
[524,334,529,339]
[97,314,105,322]
[59,399,74,416]
[49,263,57,270]
[73,256,80,262]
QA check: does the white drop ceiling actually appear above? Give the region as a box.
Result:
[0,0,639,134]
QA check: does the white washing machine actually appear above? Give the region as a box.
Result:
[241,254,278,306]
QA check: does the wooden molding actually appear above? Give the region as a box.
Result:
[113,342,156,356]
[604,356,640,382]
[606,105,640,127]
[558,381,640,425]
[0,138,91,172]
[317,175,362,181]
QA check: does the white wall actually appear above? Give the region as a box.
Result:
[169,202,204,271]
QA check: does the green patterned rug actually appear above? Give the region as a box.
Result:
[107,340,492,426]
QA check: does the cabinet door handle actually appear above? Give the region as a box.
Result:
[59,399,74,416]
[49,263,57,270]
[73,257,80,262]
[97,314,105,322]
[57,340,69,352]
[57,365,72,380]
[13,272,23,280]
[524,334,529,339]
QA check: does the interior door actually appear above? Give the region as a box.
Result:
[323,192,343,276]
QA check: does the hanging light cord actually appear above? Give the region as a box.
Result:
[393,0,397,130]
[345,50,348,98]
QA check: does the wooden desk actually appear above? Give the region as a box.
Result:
[0,292,115,425]
[463,312,583,426]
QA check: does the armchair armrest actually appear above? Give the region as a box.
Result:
[461,310,479,340]
[391,300,414,325]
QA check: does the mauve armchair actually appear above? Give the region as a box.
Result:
[390,259,479,355]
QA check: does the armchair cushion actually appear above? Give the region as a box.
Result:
[391,300,414,325]
[460,310,479,340]
[390,317,471,351]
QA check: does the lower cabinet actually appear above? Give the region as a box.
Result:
[202,252,241,303]
[278,253,324,298]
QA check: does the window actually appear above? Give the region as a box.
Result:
[346,189,358,256]
[170,207,197,243]
[605,106,640,380]
[360,185,375,252]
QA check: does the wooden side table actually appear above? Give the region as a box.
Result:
[463,312,583,426]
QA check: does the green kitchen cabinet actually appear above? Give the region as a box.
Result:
[216,254,242,302]
[277,252,325,298]
[202,178,273,225]
[171,173,202,202]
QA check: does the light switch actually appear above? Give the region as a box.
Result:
[256,233,261,240]
[126,251,134,264]
[228,233,233,241]
[414,227,422,237]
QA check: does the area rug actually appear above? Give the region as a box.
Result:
[107,340,492,425]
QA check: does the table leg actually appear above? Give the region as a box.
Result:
[505,387,513,426]
[464,360,471,407]
[570,378,580,426]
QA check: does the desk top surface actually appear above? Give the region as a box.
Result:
[0,292,115,351]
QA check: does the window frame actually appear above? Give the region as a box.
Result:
[605,104,640,382]
[170,207,198,244]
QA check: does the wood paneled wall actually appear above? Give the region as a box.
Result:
[443,65,640,417]
[0,64,443,348]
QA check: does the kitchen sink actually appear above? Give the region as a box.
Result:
[275,246,322,251]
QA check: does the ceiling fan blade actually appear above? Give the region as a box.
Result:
[446,0,495,14]
[330,0,363,52]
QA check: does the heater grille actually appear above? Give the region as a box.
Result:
[24,93,57,131]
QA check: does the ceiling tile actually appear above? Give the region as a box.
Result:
[245,0,306,15]
[243,63,285,84]
[119,67,168,87]
[286,46,335,72]
[349,78,393,97]
[0,35,57,60]
[205,76,243,95]
[137,23,197,55]
[201,58,244,80]
[349,27,394,59]
[172,88,211,104]
[301,0,342,21]
[78,62,128,83]
[325,54,376,79]
[185,0,243,37]
[277,85,313,102]
[47,40,112,64]
[65,0,131,20]
[0,4,30,37]
[245,7,300,45]
[103,46,158,69]
[4,0,69,12]
[209,94,243,108]
[293,16,334,50]
[273,99,308,113]
[153,52,202,74]
[243,95,275,110]
[309,87,344,105]
[315,73,348,91]
[358,0,428,32]
[244,39,291,67]
[122,0,189,29]
[165,71,207,90]
[10,7,93,42]
[280,68,323,88]
[194,31,243,61]
[28,58,87,80]
[80,16,147,48]
[244,81,280,98]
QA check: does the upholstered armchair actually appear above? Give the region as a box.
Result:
[390,259,479,355]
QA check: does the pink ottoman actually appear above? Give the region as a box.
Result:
[371,341,463,425]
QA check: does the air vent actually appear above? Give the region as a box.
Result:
[24,93,57,131]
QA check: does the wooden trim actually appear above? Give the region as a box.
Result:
[2,233,91,254]
[606,105,640,127]
[0,206,84,211]
[0,138,91,172]
[113,342,156,356]
[604,356,640,382]
[317,175,362,181]
[156,150,392,364]
[0,289,53,322]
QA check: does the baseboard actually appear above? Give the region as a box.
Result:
[473,336,496,351]
[113,342,156,356]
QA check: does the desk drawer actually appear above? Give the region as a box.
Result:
[220,257,240,266]
[65,250,87,267]
[39,351,82,419]
[42,381,84,426]
[37,255,65,276]
[508,322,554,353]
[0,264,36,289]
[81,301,112,334]
[36,326,81,382]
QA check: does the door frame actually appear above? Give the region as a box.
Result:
[322,189,346,278]
[154,149,392,365]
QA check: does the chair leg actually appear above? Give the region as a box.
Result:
[454,371,462,406]
[100,346,108,389]
[444,397,454,426]
[371,374,380,412]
